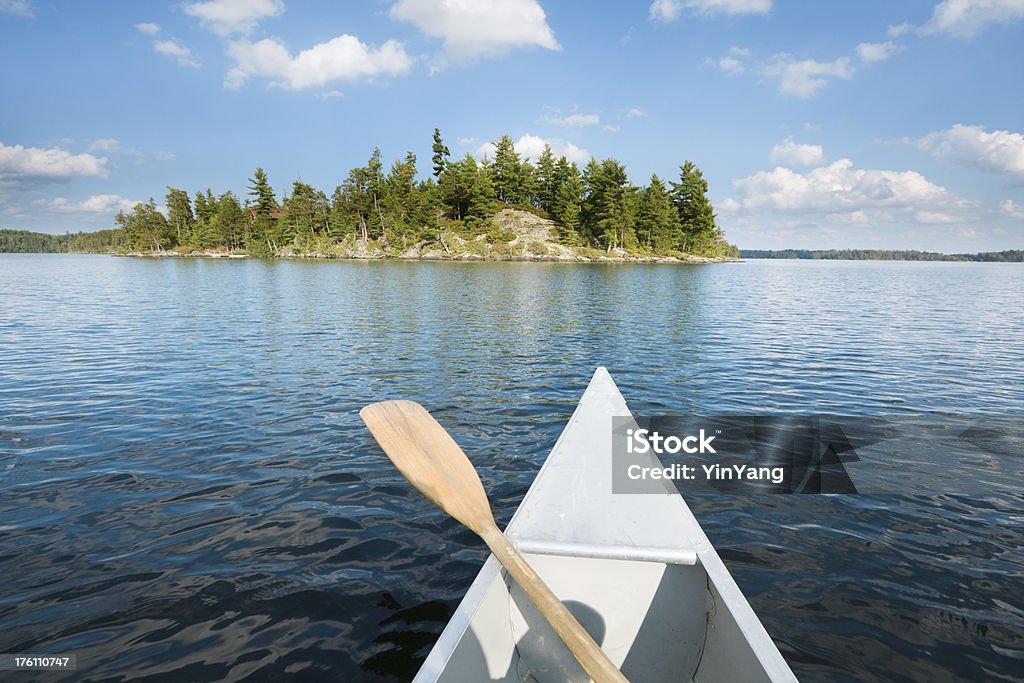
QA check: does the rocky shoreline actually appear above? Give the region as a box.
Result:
[116,250,739,264]
[116,209,740,265]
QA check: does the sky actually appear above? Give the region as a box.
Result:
[1,0,1022,251]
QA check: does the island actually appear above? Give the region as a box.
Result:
[0,130,739,263]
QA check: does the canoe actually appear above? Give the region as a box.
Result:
[415,367,796,682]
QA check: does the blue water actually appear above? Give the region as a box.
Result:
[1,255,1022,681]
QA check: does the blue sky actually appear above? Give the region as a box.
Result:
[1,0,1022,250]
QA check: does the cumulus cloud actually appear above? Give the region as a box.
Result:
[225,35,412,90]
[1000,199,1024,218]
[184,0,284,36]
[134,22,160,35]
[541,107,600,128]
[855,41,899,63]
[154,39,201,68]
[761,53,853,98]
[708,47,854,96]
[770,137,825,167]
[649,0,771,21]
[0,0,33,18]
[477,134,589,163]
[0,141,108,182]
[914,124,1024,180]
[732,159,961,216]
[390,0,559,68]
[919,0,1024,38]
[626,107,648,119]
[49,194,141,214]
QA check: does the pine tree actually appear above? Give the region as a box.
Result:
[467,157,498,220]
[670,161,719,254]
[491,135,527,204]
[165,187,193,246]
[638,174,678,252]
[431,128,449,180]
[247,167,278,215]
[554,162,583,244]
[534,145,557,213]
[217,191,246,250]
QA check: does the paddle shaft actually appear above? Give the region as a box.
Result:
[359,400,628,683]
[481,527,628,683]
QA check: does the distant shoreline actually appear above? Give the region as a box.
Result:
[741,248,1023,262]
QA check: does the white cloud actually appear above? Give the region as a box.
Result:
[319,90,344,100]
[915,210,960,223]
[135,22,160,35]
[184,0,284,36]
[920,0,1024,38]
[915,124,1024,180]
[626,107,647,119]
[49,194,140,214]
[649,0,682,21]
[457,136,479,146]
[1000,199,1024,218]
[477,134,589,163]
[886,22,914,37]
[712,55,746,74]
[88,138,123,153]
[761,53,853,98]
[855,41,899,63]
[0,0,33,18]
[732,159,962,216]
[541,108,600,128]
[390,0,559,68]
[603,124,620,132]
[770,137,826,167]
[649,0,771,21]
[225,35,412,90]
[154,39,201,68]
[0,141,109,181]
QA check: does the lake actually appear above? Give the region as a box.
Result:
[1,254,1022,681]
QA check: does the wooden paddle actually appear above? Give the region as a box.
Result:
[360,400,629,683]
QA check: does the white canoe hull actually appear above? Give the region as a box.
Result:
[415,368,796,682]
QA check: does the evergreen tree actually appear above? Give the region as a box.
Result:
[383,152,418,231]
[582,158,637,249]
[431,128,449,180]
[439,153,478,220]
[554,161,583,244]
[534,145,557,213]
[165,187,193,246]
[670,161,719,254]
[467,157,498,220]
[217,191,246,250]
[247,167,278,215]
[491,135,528,204]
[638,174,678,251]
[121,199,170,251]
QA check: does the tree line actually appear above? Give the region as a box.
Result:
[111,130,734,258]
[742,249,1024,262]
[0,228,127,253]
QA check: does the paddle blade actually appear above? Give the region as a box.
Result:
[360,400,495,535]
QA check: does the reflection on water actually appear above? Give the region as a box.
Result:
[0,255,1022,681]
